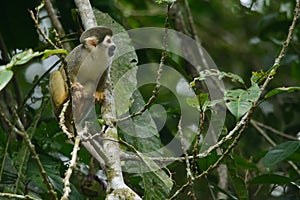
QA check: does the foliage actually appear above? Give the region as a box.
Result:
[0,0,300,200]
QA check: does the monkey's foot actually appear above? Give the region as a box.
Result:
[94,91,106,104]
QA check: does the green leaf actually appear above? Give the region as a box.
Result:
[194,69,245,85]
[94,9,138,115]
[186,96,200,110]
[119,90,162,152]
[251,65,278,84]
[264,86,300,99]
[207,181,239,200]
[250,70,268,84]
[232,155,258,171]
[14,100,47,193]
[0,70,13,91]
[137,151,173,200]
[4,48,66,70]
[186,94,224,112]
[227,157,248,200]
[198,151,220,171]
[155,0,176,4]
[203,99,224,111]
[186,93,209,110]
[41,49,68,60]
[8,49,42,68]
[262,141,300,168]
[125,150,173,200]
[224,84,260,120]
[49,174,84,200]
[249,174,294,185]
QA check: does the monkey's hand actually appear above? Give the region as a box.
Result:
[72,81,106,105]
[72,82,87,102]
[94,91,106,104]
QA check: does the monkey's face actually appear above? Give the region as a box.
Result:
[102,35,116,58]
[84,35,116,59]
[79,26,116,60]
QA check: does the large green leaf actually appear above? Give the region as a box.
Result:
[127,150,173,200]
[262,141,300,168]
[224,84,260,120]
[264,86,300,99]
[94,9,138,115]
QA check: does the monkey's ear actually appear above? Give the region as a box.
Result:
[84,36,99,48]
[80,26,113,44]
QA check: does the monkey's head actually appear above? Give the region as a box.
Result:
[80,26,116,57]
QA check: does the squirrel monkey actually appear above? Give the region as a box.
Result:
[49,26,116,130]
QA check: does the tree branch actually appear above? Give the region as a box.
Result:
[74,0,97,30]
[44,0,72,51]
[71,0,142,199]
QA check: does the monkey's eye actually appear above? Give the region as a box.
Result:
[106,38,112,44]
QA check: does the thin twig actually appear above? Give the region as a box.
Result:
[196,130,243,180]
[178,118,194,180]
[186,1,300,196]
[182,0,209,70]
[29,10,59,49]
[178,118,196,199]
[251,119,298,141]
[193,0,300,168]
[169,123,245,200]
[251,120,300,175]
[0,192,38,200]
[125,0,300,180]
[168,181,190,200]
[0,134,10,182]
[116,3,172,122]
[251,120,276,146]
[61,135,81,200]
[22,131,57,200]
[0,105,58,200]
[274,0,300,67]
[183,0,200,43]
[19,58,62,112]
[191,105,205,172]
[44,0,71,51]
[59,100,74,138]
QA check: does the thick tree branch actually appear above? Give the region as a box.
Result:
[70,0,142,199]
[74,0,97,30]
